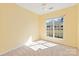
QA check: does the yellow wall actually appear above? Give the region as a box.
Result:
[39,5,78,48]
[0,4,39,53]
[77,4,79,49]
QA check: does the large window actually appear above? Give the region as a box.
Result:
[46,17,64,39]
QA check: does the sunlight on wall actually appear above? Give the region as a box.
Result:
[25,36,33,46]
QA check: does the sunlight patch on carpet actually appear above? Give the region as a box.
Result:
[25,40,58,51]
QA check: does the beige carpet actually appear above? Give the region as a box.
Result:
[1,40,77,56]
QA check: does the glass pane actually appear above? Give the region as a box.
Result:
[46,19,53,37]
[54,17,63,39]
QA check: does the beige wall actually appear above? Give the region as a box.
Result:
[0,4,39,53]
[39,5,78,48]
[77,4,79,49]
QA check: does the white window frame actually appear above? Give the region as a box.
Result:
[45,16,64,40]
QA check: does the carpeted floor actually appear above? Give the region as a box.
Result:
[1,40,77,56]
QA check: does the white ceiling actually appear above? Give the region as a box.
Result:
[16,3,76,15]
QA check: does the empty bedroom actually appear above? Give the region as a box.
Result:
[0,3,79,56]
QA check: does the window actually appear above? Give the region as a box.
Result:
[46,17,64,39]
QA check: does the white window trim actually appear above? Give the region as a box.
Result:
[45,16,64,40]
